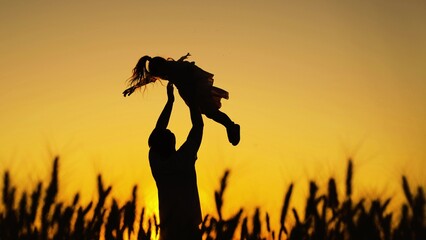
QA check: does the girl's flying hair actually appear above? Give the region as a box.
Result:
[127,56,159,89]
[123,53,191,97]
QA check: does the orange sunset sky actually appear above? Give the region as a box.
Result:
[1,1,425,222]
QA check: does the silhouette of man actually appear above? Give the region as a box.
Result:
[148,82,203,240]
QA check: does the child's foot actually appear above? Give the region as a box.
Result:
[227,123,240,146]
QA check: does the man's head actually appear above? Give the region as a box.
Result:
[148,128,176,155]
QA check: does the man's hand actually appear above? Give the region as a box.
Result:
[167,82,174,102]
[123,86,135,97]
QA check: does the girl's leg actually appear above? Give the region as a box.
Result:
[205,110,233,128]
[205,110,240,146]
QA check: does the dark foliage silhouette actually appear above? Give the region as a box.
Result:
[0,157,424,239]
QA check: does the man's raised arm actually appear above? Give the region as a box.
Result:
[155,82,174,130]
[185,106,204,153]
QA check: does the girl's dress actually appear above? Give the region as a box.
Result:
[165,60,229,114]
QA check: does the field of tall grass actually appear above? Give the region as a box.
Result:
[0,157,424,240]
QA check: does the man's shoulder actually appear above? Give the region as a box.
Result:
[177,139,197,154]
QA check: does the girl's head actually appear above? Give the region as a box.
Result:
[128,56,169,88]
[148,57,169,77]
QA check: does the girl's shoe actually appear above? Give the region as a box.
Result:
[227,124,240,146]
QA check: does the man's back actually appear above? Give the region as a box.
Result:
[149,141,202,239]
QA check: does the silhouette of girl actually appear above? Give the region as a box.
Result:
[123,53,240,146]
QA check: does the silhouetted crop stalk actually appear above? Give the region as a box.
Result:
[59,205,75,240]
[41,156,59,239]
[18,192,27,227]
[153,213,160,236]
[122,185,137,239]
[289,207,310,240]
[220,208,243,240]
[88,174,112,239]
[240,217,248,240]
[305,181,319,221]
[2,171,11,211]
[265,212,271,234]
[94,174,112,217]
[137,207,152,240]
[1,170,18,240]
[346,159,353,199]
[279,183,293,239]
[105,199,121,240]
[74,201,92,240]
[215,170,229,221]
[201,214,212,238]
[29,182,42,224]
[206,170,244,240]
[402,176,414,208]
[266,211,276,239]
[252,208,262,239]
[201,215,216,240]
[327,178,339,210]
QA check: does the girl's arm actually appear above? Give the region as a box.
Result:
[155,82,174,129]
[123,81,144,97]
[178,52,191,62]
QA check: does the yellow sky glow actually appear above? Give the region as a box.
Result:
[1,0,425,227]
